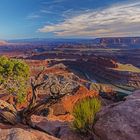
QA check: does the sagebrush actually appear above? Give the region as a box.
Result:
[72,97,101,134]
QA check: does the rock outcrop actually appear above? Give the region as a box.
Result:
[0,128,59,140]
[94,90,140,140]
[62,86,98,113]
[31,115,91,140]
[100,37,140,48]
[0,41,8,46]
[47,86,98,117]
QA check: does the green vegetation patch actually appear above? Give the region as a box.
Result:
[72,97,101,134]
[0,56,30,103]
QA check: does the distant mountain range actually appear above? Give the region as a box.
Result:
[0,37,140,48]
[99,37,140,48]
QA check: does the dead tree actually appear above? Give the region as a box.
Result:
[0,70,70,129]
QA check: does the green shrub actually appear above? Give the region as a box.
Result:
[72,97,101,134]
[0,56,30,103]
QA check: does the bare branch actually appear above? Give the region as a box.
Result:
[35,67,45,81]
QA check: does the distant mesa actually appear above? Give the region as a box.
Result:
[0,40,29,47]
[0,40,8,46]
[99,37,140,48]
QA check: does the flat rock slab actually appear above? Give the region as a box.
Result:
[0,127,59,140]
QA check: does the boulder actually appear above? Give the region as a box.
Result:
[94,90,140,140]
[29,129,59,140]
[50,102,68,116]
[0,99,18,124]
[31,115,91,140]
[31,115,68,136]
[0,128,59,140]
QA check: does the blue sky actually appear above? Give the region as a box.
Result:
[0,0,140,39]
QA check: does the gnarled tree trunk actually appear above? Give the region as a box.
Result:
[0,70,69,133]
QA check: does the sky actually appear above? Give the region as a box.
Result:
[0,0,140,39]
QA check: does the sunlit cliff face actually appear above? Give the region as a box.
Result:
[0,41,8,45]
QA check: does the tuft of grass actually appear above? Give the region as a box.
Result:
[72,97,101,134]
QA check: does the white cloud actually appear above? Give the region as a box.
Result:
[27,13,41,19]
[42,0,66,5]
[38,2,140,37]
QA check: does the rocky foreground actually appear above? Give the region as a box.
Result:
[0,90,139,140]
[94,90,140,140]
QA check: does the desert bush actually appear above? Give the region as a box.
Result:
[72,97,101,134]
[0,56,30,103]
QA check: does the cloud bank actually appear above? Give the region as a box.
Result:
[38,2,140,37]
